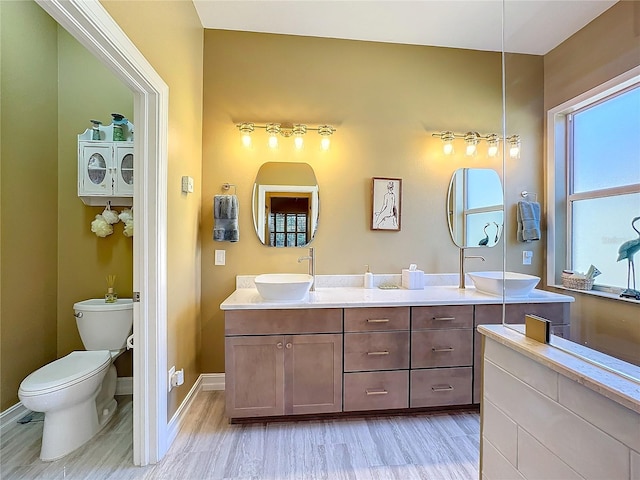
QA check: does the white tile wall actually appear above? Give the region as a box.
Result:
[558,375,640,453]
[482,336,636,480]
[482,439,526,480]
[485,339,559,401]
[632,449,640,480]
[517,428,582,480]
[483,399,518,465]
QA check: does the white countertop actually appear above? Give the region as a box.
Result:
[478,324,640,414]
[220,280,574,310]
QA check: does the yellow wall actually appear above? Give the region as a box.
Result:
[0,0,59,411]
[544,1,640,365]
[200,30,544,373]
[100,0,204,419]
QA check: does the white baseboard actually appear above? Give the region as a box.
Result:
[166,374,203,447]
[201,373,225,391]
[116,376,133,395]
[0,402,29,434]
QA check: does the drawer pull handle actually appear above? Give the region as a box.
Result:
[432,347,454,352]
[431,385,454,392]
[365,389,389,396]
[367,351,390,356]
[276,342,283,349]
[433,317,455,321]
[367,318,390,323]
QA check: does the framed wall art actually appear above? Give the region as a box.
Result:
[371,177,402,231]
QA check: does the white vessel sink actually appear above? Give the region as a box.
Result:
[468,271,540,297]
[254,273,314,301]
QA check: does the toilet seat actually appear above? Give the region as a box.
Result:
[19,351,111,396]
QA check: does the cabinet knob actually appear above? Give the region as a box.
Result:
[286,343,292,349]
[276,342,283,349]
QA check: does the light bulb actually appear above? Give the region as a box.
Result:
[487,134,499,157]
[508,135,521,158]
[292,124,306,150]
[242,134,252,148]
[443,141,454,155]
[510,145,520,158]
[321,136,330,150]
[294,136,304,149]
[466,143,477,156]
[268,135,278,148]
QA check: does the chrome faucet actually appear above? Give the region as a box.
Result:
[297,247,316,291]
[459,248,485,289]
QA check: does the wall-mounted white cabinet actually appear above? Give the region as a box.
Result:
[77,122,133,206]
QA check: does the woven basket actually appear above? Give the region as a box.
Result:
[561,272,594,290]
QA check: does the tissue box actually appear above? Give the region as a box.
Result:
[402,269,424,289]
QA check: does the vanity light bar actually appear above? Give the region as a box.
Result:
[237,122,336,150]
[432,131,520,158]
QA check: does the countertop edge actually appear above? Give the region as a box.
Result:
[478,324,640,414]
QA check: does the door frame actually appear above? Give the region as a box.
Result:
[36,0,169,465]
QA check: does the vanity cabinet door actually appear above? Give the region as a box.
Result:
[225,336,285,418]
[285,334,343,415]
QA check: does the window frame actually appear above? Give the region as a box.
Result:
[546,66,640,296]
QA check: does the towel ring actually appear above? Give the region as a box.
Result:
[521,191,537,201]
[222,183,237,195]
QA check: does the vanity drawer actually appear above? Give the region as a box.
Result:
[344,331,409,371]
[412,305,473,330]
[343,371,409,411]
[410,367,472,407]
[225,309,342,336]
[411,329,473,368]
[344,307,410,332]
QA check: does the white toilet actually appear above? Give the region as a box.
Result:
[18,298,133,461]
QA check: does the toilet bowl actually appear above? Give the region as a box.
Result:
[18,298,132,461]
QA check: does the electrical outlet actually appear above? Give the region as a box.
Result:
[168,366,175,392]
[215,249,226,266]
[523,250,533,265]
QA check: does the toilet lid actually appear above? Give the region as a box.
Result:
[19,351,111,395]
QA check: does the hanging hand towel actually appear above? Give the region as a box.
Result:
[517,200,541,242]
[213,194,239,242]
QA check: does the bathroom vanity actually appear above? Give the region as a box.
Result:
[221,276,573,421]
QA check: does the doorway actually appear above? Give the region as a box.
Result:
[35,0,169,466]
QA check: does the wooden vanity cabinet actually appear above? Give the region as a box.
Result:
[225,309,343,419]
[343,307,410,411]
[473,302,571,403]
[410,306,473,408]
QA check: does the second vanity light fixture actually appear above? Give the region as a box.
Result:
[237,122,336,150]
[433,131,520,158]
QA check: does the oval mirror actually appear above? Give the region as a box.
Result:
[252,162,319,247]
[447,168,504,248]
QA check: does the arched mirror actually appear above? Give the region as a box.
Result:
[447,168,504,248]
[252,162,319,247]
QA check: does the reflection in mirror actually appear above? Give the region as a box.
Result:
[447,168,504,248]
[252,162,319,247]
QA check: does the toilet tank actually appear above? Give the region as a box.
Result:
[74,299,133,350]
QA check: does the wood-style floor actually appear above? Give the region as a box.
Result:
[0,391,480,479]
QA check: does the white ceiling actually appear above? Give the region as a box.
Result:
[193,0,616,55]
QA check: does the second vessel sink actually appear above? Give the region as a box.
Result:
[468,271,540,297]
[254,273,314,301]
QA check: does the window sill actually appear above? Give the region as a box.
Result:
[548,284,640,304]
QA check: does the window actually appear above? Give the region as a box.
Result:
[269,212,308,247]
[548,70,640,293]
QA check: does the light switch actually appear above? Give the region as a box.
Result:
[181,176,194,193]
[523,250,533,265]
[215,249,225,266]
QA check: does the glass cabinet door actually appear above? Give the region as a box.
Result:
[80,144,112,195]
[114,145,134,196]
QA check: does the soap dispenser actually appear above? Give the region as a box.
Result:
[364,265,374,289]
